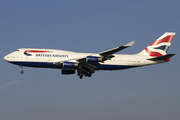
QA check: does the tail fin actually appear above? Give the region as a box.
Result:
[138,32,175,57]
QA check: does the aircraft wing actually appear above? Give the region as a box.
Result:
[98,41,135,56]
[76,41,135,62]
[54,41,135,70]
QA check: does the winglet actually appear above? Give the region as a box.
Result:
[124,41,135,47]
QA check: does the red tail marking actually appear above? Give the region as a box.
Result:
[169,35,175,43]
[150,35,173,46]
[145,48,162,57]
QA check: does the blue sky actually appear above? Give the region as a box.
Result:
[0,0,180,120]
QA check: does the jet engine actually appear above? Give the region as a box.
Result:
[86,56,102,63]
[61,70,75,75]
[63,62,78,68]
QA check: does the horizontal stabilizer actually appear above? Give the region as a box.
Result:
[148,53,176,61]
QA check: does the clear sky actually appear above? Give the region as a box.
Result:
[0,0,180,120]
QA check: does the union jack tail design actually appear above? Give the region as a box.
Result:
[138,32,175,57]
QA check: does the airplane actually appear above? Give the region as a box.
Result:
[4,32,176,79]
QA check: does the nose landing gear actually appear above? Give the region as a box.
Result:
[20,66,24,74]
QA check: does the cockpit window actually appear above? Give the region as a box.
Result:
[15,50,19,51]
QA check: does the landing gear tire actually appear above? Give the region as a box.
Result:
[80,76,83,79]
[20,70,24,74]
[85,73,88,77]
[87,72,92,77]
[20,66,24,74]
[88,73,92,77]
[78,70,84,79]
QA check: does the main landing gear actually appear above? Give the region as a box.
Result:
[77,70,94,79]
[20,66,24,74]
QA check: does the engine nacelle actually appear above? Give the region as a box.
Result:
[86,56,102,63]
[61,70,75,75]
[63,62,78,68]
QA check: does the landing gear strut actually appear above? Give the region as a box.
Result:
[20,66,24,74]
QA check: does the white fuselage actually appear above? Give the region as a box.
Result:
[4,48,164,71]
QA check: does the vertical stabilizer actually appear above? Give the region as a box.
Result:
[138,32,175,57]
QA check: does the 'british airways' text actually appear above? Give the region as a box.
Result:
[36,54,68,58]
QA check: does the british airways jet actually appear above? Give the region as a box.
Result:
[4,32,176,79]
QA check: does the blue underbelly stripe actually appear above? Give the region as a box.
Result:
[10,61,61,68]
[97,64,137,70]
[9,61,137,70]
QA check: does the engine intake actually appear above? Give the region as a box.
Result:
[86,56,102,63]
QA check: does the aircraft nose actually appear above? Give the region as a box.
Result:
[4,55,9,61]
